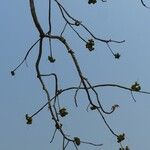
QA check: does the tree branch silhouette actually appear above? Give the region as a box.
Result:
[11,0,150,150]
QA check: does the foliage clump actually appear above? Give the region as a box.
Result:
[74,137,81,146]
[131,82,141,91]
[117,133,125,143]
[88,0,97,4]
[25,114,32,125]
[59,107,68,117]
[86,39,95,51]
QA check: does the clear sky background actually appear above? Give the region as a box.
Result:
[1,0,150,150]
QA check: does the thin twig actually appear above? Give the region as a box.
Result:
[48,0,53,56]
[12,39,40,72]
[130,91,136,102]
[85,78,114,114]
[141,0,150,8]
[81,23,125,43]
[60,23,68,36]
[74,81,82,107]
[50,128,57,143]
[81,140,103,146]
[30,83,150,118]
[97,108,118,137]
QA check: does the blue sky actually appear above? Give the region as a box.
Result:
[1,0,150,150]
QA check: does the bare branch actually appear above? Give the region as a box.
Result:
[141,0,150,8]
[29,0,45,36]
[11,1,150,149]
[11,39,40,73]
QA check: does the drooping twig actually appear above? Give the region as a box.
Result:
[74,81,82,107]
[141,0,150,8]
[50,128,57,143]
[81,140,103,146]
[85,78,115,114]
[30,82,150,118]
[96,108,118,137]
[12,39,40,73]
